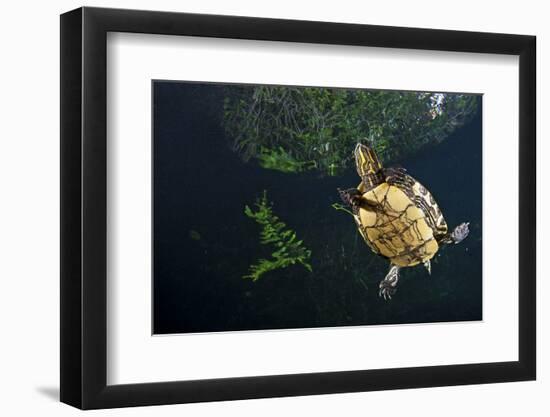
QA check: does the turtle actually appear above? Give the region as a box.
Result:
[338,143,470,300]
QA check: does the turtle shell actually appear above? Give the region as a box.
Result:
[353,181,441,267]
[394,173,449,241]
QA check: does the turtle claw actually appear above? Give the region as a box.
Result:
[379,264,400,301]
[451,222,470,244]
[379,285,396,300]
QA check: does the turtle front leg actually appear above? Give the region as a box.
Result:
[383,167,414,189]
[450,222,470,243]
[439,222,470,245]
[337,188,362,214]
[379,264,400,300]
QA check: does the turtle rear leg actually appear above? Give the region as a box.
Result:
[439,222,470,245]
[379,264,400,300]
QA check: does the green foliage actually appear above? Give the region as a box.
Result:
[188,230,201,241]
[223,87,478,176]
[331,202,354,217]
[244,191,312,281]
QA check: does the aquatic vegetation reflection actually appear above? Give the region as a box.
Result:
[223,86,478,176]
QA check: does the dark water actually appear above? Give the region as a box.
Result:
[153,82,482,334]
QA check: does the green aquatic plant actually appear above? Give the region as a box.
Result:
[331,202,354,217]
[188,230,201,241]
[223,86,478,176]
[244,191,312,281]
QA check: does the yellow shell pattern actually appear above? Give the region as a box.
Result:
[353,182,439,267]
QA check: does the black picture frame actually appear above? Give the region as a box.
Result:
[60,6,536,410]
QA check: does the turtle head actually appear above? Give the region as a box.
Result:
[354,143,382,178]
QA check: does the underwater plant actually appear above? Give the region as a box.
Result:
[223,86,478,176]
[244,191,312,281]
[331,202,354,217]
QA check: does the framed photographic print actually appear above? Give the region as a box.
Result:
[60,6,536,409]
